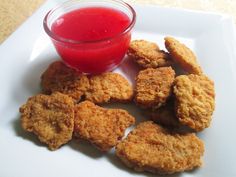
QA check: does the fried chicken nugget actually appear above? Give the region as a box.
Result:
[41,61,89,101]
[174,74,215,131]
[85,72,133,104]
[116,121,204,175]
[150,98,180,128]
[165,37,202,74]
[135,67,175,108]
[74,101,135,151]
[19,92,74,150]
[127,40,172,68]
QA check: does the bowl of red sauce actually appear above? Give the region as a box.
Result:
[43,0,136,74]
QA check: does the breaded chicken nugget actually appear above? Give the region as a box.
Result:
[135,67,175,108]
[116,121,204,175]
[74,101,135,151]
[41,61,89,101]
[85,72,133,104]
[19,92,74,150]
[128,40,172,68]
[165,37,202,74]
[150,98,180,128]
[174,74,215,131]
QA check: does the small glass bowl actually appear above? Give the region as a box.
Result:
[43,0,136,74]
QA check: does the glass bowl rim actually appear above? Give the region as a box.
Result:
[43,0,136,44]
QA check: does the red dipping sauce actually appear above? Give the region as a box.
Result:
[44,1,136,74]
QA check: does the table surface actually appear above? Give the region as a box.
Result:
[0,0,236,43]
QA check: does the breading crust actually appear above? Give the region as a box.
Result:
[174,74,215,131]
[19,92,74,150]
[128,40,172,68]
[41,61,89,101]
[135,67,175,108]
[116,121,204,175]
[150,98,180,128]
[165,37,202,74]
[85,72,134,104]
[74,101,135,151]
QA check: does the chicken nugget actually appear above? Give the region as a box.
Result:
[85,72,133,104]
[19,92,74,150]
[150,98,180,128]
[74,101,135,151]
[174,74,215,131]
[165,37,202,74]
[127,40,172,68]
[135,67,175,108]
[116,121,204,175]
[41,61,89,101]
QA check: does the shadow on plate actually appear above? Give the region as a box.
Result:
[23,58,58,93]
[12,115,45,148]
[13,57,59,104]
[119,56,141,85]
[68,139,104,159]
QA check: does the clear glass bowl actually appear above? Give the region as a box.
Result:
[43,0,136,74]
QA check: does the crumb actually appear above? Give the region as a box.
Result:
[135,67,175,108]
[174,74,215,131]
[127,40,172,68]
[74,101,135,151]
[116,121,204,175]
[85,72,133,104]
[165,37,202,74]
[41,61,89,101]
[19,92,74,150]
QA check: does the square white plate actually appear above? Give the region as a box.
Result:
[1,1,236,177]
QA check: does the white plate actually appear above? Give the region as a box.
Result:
[1,1,236,177]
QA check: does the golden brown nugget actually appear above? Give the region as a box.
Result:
[174,74,215,131]
[19,92,74,150]
[135,67,175,108]
[116,121,204,175]
[165,37,202,74]
[41,61,89,101]
[74,101,135,151]
[127,40,172,68]
[150,99,180,128]
[85,72,133,104]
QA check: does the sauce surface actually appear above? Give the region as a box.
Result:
[51,7,130,41]
[50,7,132,74]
